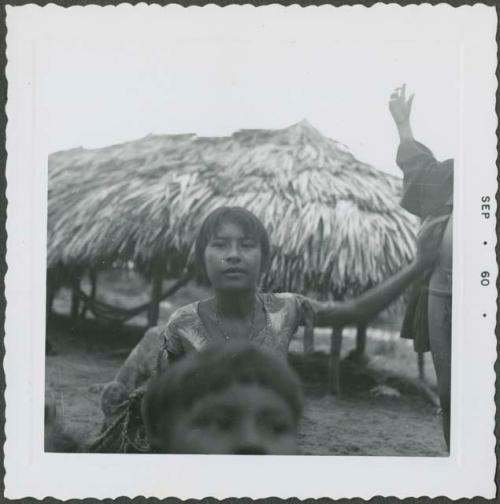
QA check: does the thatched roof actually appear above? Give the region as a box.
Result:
[48,120,417,298]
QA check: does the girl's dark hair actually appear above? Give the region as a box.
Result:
[194,206,271,278]
[142,341,303,451]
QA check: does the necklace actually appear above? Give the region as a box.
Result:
[214,299,258,341]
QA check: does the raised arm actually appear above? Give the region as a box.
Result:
[305,217,445,328]
[389,85,454,218]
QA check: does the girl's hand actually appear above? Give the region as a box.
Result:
[389,84,414,125]
[415,216,448,271]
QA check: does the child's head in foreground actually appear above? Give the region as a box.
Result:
[142,341,303,455]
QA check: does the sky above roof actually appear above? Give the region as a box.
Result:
[10,5,463,175]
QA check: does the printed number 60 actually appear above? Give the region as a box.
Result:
[481,271,490,286]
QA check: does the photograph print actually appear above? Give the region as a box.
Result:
[41,6,459,458]
[4,3,498,500]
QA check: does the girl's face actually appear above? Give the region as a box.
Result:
[203,221,262,292]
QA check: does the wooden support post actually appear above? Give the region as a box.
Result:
[417,352,425,381]
[46,285,56,318]
[328,327,343,396]
[148,261,164,327]
[70,275,81,323]
[46,272,56,319]
[355,323,367,358]
[303,328,314,355]
[46,270,57,354]
[80,269,98,319]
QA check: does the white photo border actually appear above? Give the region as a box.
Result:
[4,3,498,500]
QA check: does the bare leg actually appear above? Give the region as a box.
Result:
[427,292,452,451]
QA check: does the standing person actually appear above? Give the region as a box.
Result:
[389,85,453,450]
[92,205,441,453]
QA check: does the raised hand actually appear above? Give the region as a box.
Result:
[389,84,414,126]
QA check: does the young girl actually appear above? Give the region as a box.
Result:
[92,205,441,453]
[389,84,453,450]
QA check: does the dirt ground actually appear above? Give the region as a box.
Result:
[45,271,448,456]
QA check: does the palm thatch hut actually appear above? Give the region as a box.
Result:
[49,119,415,286]
[48,120,418,392]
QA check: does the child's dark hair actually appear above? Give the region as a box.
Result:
[194,206,271,278]
[142,341,303,451]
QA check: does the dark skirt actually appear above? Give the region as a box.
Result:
[401,277,431,353]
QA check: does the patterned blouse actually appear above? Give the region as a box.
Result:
[109,292,314,402]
